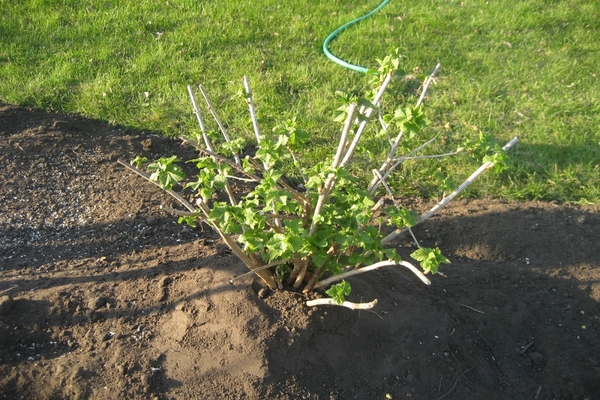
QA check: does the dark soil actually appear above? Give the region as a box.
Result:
[1,101,599,400]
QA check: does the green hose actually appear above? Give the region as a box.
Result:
[322,0,391,73]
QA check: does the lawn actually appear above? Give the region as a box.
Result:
[1,0,599,203]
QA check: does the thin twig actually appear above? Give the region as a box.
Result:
[0,287,16,295]
[160,205,199,217]
[198,84,242,166]
[180,138,261,182]
[229,259,291,283]
[186,87,237,206]
[306,298,378,310]
[519,340,534,355]
[333,103,358,168]
[288,148,308,184]
[243,77,266,165]
[368,64,441,194]
[437,368,474,400]
[457,303,485,314]
[195,199,277,289]
[382,137,519,245]
[313,260,431,291]
[417,63,441,107]
[369,136,436,194]
[407,227,420,248]
[117,159,195,212]
[339,71,394,167]
[392,150,463,162]
[187,85,213,150]
[372,169,394,197]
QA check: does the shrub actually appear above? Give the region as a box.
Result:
[119,52,517,309]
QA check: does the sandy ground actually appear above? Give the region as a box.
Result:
[1,101,599,399]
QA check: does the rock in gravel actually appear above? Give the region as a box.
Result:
[88,296,107,310]
[0,295,15,315]
[529,352,544,365]
[87,310,104,323]
[157,288,168,302]
[141,138,153,151]
[158,276,173,288]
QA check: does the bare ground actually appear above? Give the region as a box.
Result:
[1,101,599,399]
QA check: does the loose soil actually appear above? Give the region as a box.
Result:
[1,101,599,400]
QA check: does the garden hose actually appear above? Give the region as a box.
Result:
[322,0,391,73]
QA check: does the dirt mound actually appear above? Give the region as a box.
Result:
[1,102,599,399]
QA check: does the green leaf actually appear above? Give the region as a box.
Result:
[188,157,217,170]
[312,249,329,268]
[239,230,269,252]
[221,138,246,156]
[130,156,147,169]
[147,156,185,190]
[410,247,451,275]
[289,128,308,147]
[387,207,420,228]
[325,280,352,305]
[284,218,304,234]
[242,157,256,175]
[483,151,507,173]
[178,215,198,228]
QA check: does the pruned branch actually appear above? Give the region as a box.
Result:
[243,76,266,166]
[306,298,378,309]
[187,85,213,150]
[198,84,242,166]
[186,86,237,206]
[416,63,441,107]
[340,71,394,167]
[313,260,431,291]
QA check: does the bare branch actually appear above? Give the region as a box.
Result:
[306,298,378,310]
[229,259,291,284]
[198,84,242,166]
[187,85,214,151]
[313,260,431,291]
[339,71,394,167]
[372,169,394,197]
[160,205,199,217]
[416,63,441,107]
[186,87,237,206]
[369,137,436,194]
[333,103,358,168]
[243,76,264,148]
[391,150,463,162]
[382,137,519,245]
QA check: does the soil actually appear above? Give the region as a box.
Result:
[0,101,599,400]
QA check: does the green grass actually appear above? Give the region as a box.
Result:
[1,0,599,203]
